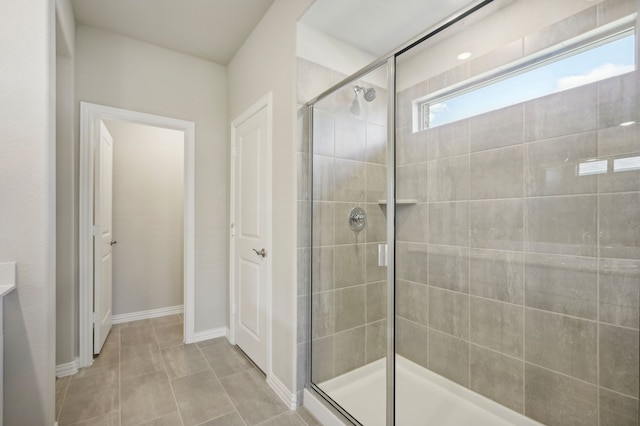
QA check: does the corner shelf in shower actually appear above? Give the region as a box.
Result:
[377,199,418,205]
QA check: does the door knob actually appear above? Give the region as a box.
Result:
[252,248,266,258]
[110,240,117,246]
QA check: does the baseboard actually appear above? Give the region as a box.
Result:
[56,358,79,378]
[112,305,184,324]
[267,374,297,410]
[191,327,228,343]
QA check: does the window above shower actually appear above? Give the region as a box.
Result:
[410,13,637,132]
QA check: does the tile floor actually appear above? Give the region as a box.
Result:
[55,315,320,426]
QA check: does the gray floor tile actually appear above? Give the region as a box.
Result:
[151,314,183,328]
[221,370,287,425]
[296,407,321,426]
[58,370,119,425]
[120,371,177,426]
[154,323,184,349]
[196,337,228,348]
[200,412,246,426]
[200,343,254,378]
[68,412,119,426]
[162,344,209,379]
[120,342,164,380]
[171,370,235,426]
[256,411,307,426]
[139,411,183,425]
[56,376,71,421]
[121,324,156,347]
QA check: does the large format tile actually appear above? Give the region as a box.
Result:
[333,244,366,288]
[428,330,469,387]
[524,253,597,319]
[427,245,469,293]
[257,411,307,426]
[220,369,287,425]
[524,83,597,142]
[599,192,640,260]
[525,132,597,196]
[171,370,234,426]
[150,314,182,329]
[470,345,524,413]
[599,387,639,426]
[162,344,209,379]
[311,246,333,293]
[396,202,429,243]
[396,162,429,201]
[120,371,176,426]
[334,115,366,161]
[597,123,640,194]
[469,249,524,304]
[312,201,334,247]
[365,320,386,363]
[599,258,640,328]
[397,280,428,326]
[120,342,164,380]
[334,286,365,332]
[469,103,524,153]
[599,323,639,397]
[334,158,366,202]
[470,199,523,251]
[426,119,469,160]
[427,201,468,246]
[312,155,334,202]
[200,343,254,379]
[470,145,523,199]
[334,326,365,376]
[56,376,71,421]
[366,123,387,165]
[68,412,120,426]
[120,324,156,348]
[525,309,597,383]
[427,155,470,202]
[525,363,598,426]
[311,291,334,339]
[598,72,638,129]
[396,317,428,369]
[58,369,119,426]
[154,324,183,349]
[525,195,597,257]
[366,281,386,323]
[366,163,386,203]
[428,287,469,339]
[311,336,334,383]
[396,242,428,285]
[470,297,523,358]
[139,411,182,426]
[312,108,334,156]
[200,412,246,426]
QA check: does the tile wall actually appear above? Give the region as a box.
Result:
[395,1,639,424]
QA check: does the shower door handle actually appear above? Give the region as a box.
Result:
[253,248,266,258]
[378,244,387,267]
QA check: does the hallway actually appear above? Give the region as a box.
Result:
[55,316,319,425]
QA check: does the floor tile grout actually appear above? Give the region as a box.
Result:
[57,316,319,426]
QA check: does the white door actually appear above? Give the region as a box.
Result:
[94,120,114,354]
[232,106,270,372]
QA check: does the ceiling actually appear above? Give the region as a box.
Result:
[71,0,275,65]
[299,0,475,57]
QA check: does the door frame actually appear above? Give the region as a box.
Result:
[229,92,273,377]
[79,102,196,368]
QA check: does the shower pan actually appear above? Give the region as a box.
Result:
[304,0,640,424]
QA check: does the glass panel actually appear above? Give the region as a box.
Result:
[310,63,389,425]
[395,0,639,425]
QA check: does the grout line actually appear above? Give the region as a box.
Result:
[56,376,72,423]
[153,324,186,426]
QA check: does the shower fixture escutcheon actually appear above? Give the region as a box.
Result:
[348,207,367,232]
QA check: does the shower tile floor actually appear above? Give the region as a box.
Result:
[55,315,320,426]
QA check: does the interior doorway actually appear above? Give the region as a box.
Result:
[79,102,196,368]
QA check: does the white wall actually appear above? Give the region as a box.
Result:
[228,0,312,398]
[0,0,56,424]
[56,0,77,368]
[105,120,184,316]
[67,25,228,359]
[297,22,377,78]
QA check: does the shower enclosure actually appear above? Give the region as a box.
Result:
[304,0,639,424]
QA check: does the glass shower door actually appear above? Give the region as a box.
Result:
[394,0,639,425]
[309,63,391,425]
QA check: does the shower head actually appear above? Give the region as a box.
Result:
[353,85,376,102]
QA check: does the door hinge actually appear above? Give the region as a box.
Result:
[230,222,235,237]
[92,312,97,325]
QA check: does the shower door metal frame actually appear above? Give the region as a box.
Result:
[304,1,496,425]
